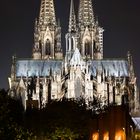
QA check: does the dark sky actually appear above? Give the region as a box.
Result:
[0,0,140,89]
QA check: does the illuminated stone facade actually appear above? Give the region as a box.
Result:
[9,0,139,112]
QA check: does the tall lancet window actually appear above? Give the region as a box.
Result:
[93,41,96,52]
[45,39,51,55]
[75,77,82,98]
[85,39,90,56]
[39,40,42,49]
[71,38,74,51]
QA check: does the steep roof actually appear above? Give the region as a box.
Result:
[89,60,129,77]
[16,60,63,77]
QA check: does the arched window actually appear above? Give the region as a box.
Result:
[45,39,51,55]
[39,40,42,49]
[85,39,90,56]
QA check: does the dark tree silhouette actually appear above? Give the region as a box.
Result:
[0,89,100,140]
[0,89,33,140]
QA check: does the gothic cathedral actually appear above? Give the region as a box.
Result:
[9,0,139,113]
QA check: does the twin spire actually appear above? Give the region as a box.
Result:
[39,0,56,26]
[39,0,95,29]
[69,0,95,32]
[78,0,95,26]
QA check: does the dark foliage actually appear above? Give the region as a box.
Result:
[0,89,94,140]
[24,99,92,139]
[0,89,32,140]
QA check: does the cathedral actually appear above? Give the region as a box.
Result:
[8,0,139,112]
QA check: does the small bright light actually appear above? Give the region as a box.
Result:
[92,132,99,140]
[103,132,109,140]
[115,130,126,140]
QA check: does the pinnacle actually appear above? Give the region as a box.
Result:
[69,0,77,33]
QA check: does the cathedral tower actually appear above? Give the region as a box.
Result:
[33,0,63,59]
[78,0,104,60]
[65,0,78,63]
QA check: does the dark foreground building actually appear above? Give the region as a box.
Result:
[90,106,135,140]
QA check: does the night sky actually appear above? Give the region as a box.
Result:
[0,0,140,89]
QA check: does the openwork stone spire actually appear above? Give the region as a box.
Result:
[69,0,77,32]
[33,0,63,60]
[39,0,56,26]
[78,0,95,27]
